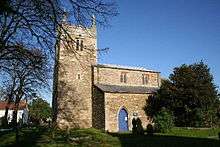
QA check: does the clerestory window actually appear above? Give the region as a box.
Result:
[120,72,127,83]
[142,74,149,85]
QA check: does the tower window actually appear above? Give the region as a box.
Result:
[142,74,149,85]
[76,39,84,51]
[77,74,81,80]
[120,72,127,83]
[80,40,83,51]
[76,39,79,50]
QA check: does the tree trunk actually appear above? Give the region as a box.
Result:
[12,110,19,144]
[15,112,19,145]
[3,106,9,127]
[13,78,24,144]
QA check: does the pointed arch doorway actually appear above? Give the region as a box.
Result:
[118,108,128,132]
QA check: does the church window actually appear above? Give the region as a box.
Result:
[142,74,149,85]
[76,39,79,50]
[120,72,127,83]
[80,40,84,51]
[77,74,81,80]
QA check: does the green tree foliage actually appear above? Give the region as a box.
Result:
[145,61,219,127]
[154,108,174,133]
[1,48,48,127]
[29,98,52,124]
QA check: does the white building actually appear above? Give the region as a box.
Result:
[0,101,28,124]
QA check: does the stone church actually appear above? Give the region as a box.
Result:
[52,19,161,132]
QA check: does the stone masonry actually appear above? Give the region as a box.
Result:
[53,21,161,132]
[93,64,160,87]
[104,93,151,132]
[54,22,97,129]
[92,65,160,132]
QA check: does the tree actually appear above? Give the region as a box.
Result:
[0,0,118,101]
[1,47,48,123]
[0,0,117,143]
[145,61,219,127]
[0,0,118,127]
[154,107,174,133]
[29,97,52,125]
[0,47,48,143]
[0,0,118,63]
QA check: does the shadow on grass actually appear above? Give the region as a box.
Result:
[110,133,220,147]
[1,127,49,147]
[1,127,219,147]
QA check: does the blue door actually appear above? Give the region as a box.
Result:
[118,108,128,132]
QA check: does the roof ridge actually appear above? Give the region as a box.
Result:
[95,64,159,73]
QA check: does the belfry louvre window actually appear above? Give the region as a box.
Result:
[120,72,127,83]
[142,74,149,85]
[76,39,80,50]
[80,40,83,51]
[76,39,83,51]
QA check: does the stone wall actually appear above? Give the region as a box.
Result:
[54,23,161,131]
[55,24,97,129]
[92,86,105,130]
[93,66,160,87]
[104,92,151,132]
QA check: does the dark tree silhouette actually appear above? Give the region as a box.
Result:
[0,0,118,63]
[145,61,219,127]
[0,0,118,129]
[1,47,48,143]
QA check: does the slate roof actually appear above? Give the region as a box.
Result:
[93,64,160,73]
[95,84,158,94]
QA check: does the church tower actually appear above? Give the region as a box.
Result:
[53,18,97,129]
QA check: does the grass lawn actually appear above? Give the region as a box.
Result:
[112,127,220,147]
[0,127,120,147]
[159,127,220,139]
[0,127,219,147]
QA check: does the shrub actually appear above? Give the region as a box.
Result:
[132,118,144,135]
[0,116,9,129]
[154,107,174,133]
[0,117,3,128]
[146,124,154,135]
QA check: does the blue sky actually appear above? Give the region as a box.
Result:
[98,0,220,89]
[45,0,220,104]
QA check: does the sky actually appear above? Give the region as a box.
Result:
[44,0,220,104]
[98,0,220,89]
